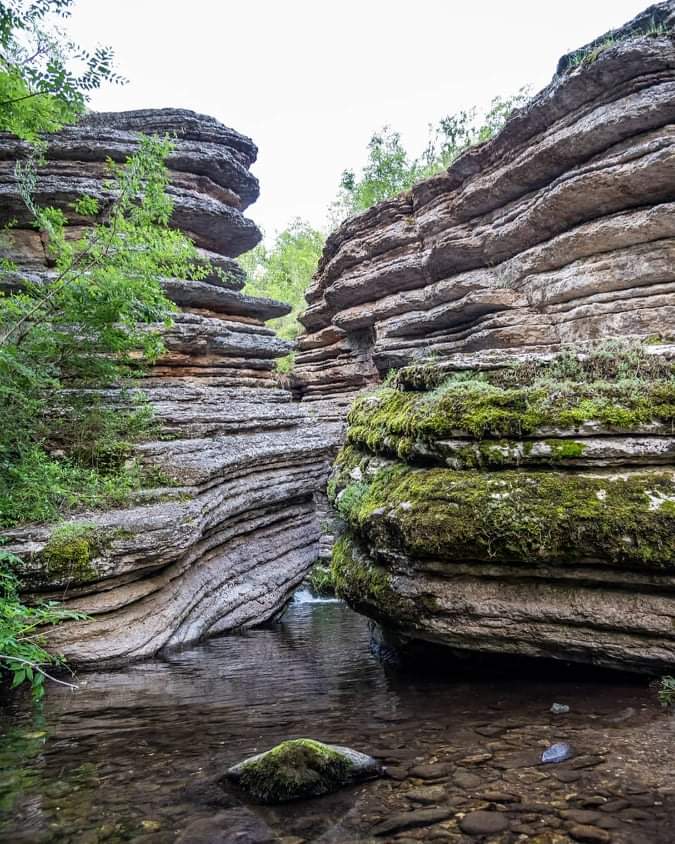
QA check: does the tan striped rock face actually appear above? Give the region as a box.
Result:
[295,2,675,674]
[294,4,675,404]
[0,109,339,666]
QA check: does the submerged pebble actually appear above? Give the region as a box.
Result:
[541,742,574,764]
[551,703,570,715]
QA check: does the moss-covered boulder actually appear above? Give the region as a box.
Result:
[327,345,675,674]
[225,738,382,803]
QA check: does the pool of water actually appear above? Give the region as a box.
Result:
[1,593,673,843]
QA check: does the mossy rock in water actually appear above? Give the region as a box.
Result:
[225,738,382,803]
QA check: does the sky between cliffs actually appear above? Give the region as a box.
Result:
[69,0,649,240]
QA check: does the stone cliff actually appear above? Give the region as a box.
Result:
[295,3,675,673]
[0,109,338,666]
[295,3,675,400]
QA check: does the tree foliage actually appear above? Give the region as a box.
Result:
[333,89,530,220]
[0,0,124,139]
[241,219,324,371]
[0,3,204,700]
[1,135,206,528]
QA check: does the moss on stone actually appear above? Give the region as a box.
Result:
[346,376,675,458]
[332,535,390,605]
[546,439,586,459]
[39,522,99,582]
[332,450,675,570]
[235,739,354,803]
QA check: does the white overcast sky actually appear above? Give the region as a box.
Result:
[67,0,648,240]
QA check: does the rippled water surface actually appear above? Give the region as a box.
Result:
[1,593,673,843]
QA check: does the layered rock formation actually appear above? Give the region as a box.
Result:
[296,4,675,673]
[0,109,338,666]
[294,3,675,399]
[329,348,675,674]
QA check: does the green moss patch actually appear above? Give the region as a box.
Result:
[38,522,100,583]
[232,739,354,803]
[346,376,675,457]
[332,449,675,570]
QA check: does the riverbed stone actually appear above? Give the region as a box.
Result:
[561,809,602,824]
[452,770,482,789]
[371,807,455,837]
[567,824,611,843]
[175,809,276,844]
[225,739,382,803]
[408,762,453,780]
[404,785,447,804]
[458,810,509,836]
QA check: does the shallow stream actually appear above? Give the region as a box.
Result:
[1,591,674,843]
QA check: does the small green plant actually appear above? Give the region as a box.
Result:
[657,676,675,707]
[275,352,295,375]
[0,549,87,700]
[335,481,369,521]
[563,17,671,73]
[306,562,335,596]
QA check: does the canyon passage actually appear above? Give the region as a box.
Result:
[1,2,675,843]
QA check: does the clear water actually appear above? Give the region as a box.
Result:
[0,593,672,843]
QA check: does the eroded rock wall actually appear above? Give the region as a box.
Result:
[0,109,338,666]
[294,5,675,400]
[295,3,675,673]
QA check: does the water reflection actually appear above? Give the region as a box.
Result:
[0,594,664,843]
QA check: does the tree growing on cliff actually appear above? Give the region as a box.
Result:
[0,137,209,697]
[0,0,124,139]
[333,88,530,220]
[0,3,205,699]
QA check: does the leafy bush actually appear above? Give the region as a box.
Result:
[657,676,675,707]
[0,549,86,700]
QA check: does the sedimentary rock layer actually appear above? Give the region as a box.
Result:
[329,346,675,674]
[301,4,675,674]
[293,6,675,402]
[0,109,337,665]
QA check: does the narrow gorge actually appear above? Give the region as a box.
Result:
[1,3,675,844]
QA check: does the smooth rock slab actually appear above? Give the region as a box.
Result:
[225,739,381,803]
[372,806,455,837]
[459,810,509,836]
